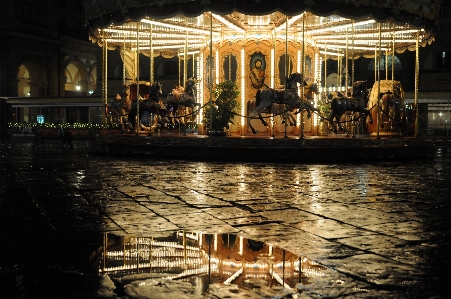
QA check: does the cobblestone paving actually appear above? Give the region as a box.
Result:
[0,139,450,298]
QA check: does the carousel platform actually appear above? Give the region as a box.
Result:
[88,131,437,163]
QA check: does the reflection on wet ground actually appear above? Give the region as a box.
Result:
[0,138,450,298]
[99,232,329,297]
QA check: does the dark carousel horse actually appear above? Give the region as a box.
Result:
[128,81,167,131]
[165,78,201,123]
[248,72,320,134]
[328,80,374,134]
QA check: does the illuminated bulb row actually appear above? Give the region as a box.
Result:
[273,261,294,268]
[150,241,199,251]
[244,262,269,269]
[222,261,243,268]
[108,249,199,258]
[102,257,205,273]
[301,268,326,277]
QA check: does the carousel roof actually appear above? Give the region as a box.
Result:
[84,0,442,58]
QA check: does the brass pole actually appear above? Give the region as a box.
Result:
[385,47,389,80]
[123,35,126,87]
[345,29,349,92]
[374,47,377,88]
[228,53,232,81]
[136,22,140,135]
[178,53,181,87]
[392,23,395,88]
[352,22,354,86]
[301,14,305,139]
[377,23,381,138]
[102,30,108,126]
[184,31,188,84]
[414,30,420,137]
[150,24,154,84]
[209,13,213,135]
[285,17,289,80]
[337,51,340,91]
[324,43,327,93]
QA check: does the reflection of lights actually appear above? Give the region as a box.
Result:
[272,271,293,290]
[224,268,243,284]
[241,47,245,127]
[239,236,243,255]
[101,232,329,289]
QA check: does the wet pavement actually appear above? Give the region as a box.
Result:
[0,137,450,298]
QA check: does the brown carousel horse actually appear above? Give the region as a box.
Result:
[165,78,201,123]
[379,84,403,129]
[328,80,374,134]
[248,73,320,134]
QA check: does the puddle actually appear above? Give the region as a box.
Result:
[98,231,330,297]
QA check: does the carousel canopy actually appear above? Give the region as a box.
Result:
[84,0,442,58]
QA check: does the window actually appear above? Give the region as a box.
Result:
[436,51,451,69]
[22,2,31,24]
[368,54,402,71]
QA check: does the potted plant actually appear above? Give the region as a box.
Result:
[316,92,331,135]
[203,80,240,136]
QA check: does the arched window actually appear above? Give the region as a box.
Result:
[368,54,402,70]
[17,64,31,97]
[155,58,178,79]
[436,51,451,69]
[112,62,123,79]
[278,54,293,86]
[65,62,85,96]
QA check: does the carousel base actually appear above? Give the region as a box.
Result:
[88,131,435,163]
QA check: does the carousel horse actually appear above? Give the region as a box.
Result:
[128,81,166,130]
[272,104,297,126]
[248,72,319,134]
[380,84,403,128]
[105,84,132,132]
[328,80,374,134]
[166,78,201,123]
[107,93,128,131]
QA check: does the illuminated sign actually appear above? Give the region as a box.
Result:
[37,115,44,124]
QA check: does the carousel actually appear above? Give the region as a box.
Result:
[84,1,440,162]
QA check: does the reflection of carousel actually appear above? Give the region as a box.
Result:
[99,232,327,290]
[85,0,440,138]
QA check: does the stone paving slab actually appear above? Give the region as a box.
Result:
[1,139,450,298]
